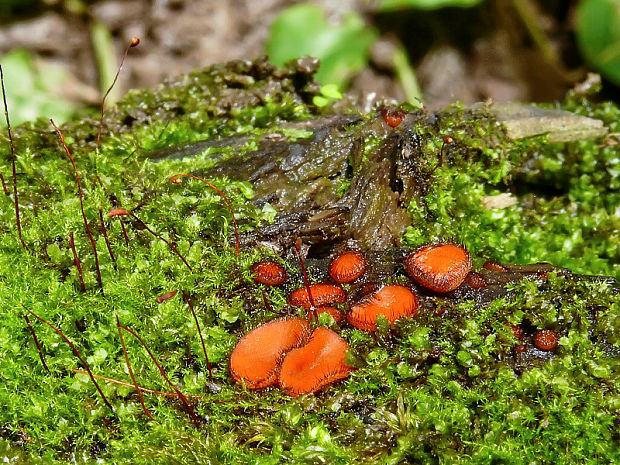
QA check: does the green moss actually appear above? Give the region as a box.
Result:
[403,102,619,280]
[0,61,618,463]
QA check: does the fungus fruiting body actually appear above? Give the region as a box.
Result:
[251,260,287,286]
[288,283,347,310]
[404,243,471,292]
[483,261,508,272]
[380,108,406,127]
[329,250,367,283]
[465,271,486,289]
[534,329,559,351]
[156,290,178,304]
[279,327,353,396]
[229,317,311,389]
[507,322,524,340]
[347,284,419,331]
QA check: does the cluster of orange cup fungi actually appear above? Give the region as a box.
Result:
[230,242,475,396]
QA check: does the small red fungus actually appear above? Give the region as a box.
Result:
[483,261,508,272]
[380,108,406,128]
[328,250,367,284]
[534,329,559,351]
[465,271,486,289]
[107,208,131,218]
[288,283,347,310]
[506,322,524,340]
[156,290,178,303]
[230,317,311,390]
[279,327,353,396]
[347,284,419,331]
[404,243,471,292]
[514,343,528,354]
[251,260,287,286]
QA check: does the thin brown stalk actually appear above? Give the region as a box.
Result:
[23,314,50,373]
[182,290,212,381]
[108,208,191,270]
[21,303,114,412]
[69,368,206,399]
[261,288,285,315]
[170,173,240,256]
[97,37,140,150]
[131,212,193,271]
[119,218,130,245]
[116,313,153,421]
[0,173,9,196]
[429,136,453,175]
[99,208,116,263]
[117,322,201,428]
[68,231,87,293]
[1,64,28,250]
[51,119,104,294]
[294,238,317,320]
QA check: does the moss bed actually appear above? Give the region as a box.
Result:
[0,59,618,464]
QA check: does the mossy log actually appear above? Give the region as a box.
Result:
[0,57,618,464]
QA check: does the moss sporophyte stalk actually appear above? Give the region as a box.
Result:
[0,58,618,464]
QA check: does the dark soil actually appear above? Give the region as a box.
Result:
[1,0,615,113]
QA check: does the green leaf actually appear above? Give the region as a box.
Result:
[379,0,485,10]
[266,3,377,87]
[0,49,80,127]
[576,0,620,86]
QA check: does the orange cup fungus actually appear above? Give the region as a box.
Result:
[533,329,559,351]
[404,242,472,292]
[380,108,406,128]
[347,284,419,331]
[251,260,287,286]
[279,327,353,396]
[229,317,311,389]
[288,283,347,310]
[329,250,367,284]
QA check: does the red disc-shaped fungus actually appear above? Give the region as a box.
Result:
[288,283,347,310]
[347,284,419,331]
[329,250,367,283]
[279,327,353,396]
[534,329,559,351]
[404,243,472,292]
[230,317,311,390]
[381,108,406,128]
[465,271,486,289]
[251,260,287,286]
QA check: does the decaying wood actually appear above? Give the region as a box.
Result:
[148,100,608,254]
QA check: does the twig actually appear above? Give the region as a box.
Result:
[1,64,28,250]
[68,231,87,293]
[170,173,240,256]
[117,322,201,428]
[0,173,9,196]
[21,303,114,412]
[69,368,205,399]
[51,119,104,294]
[23,314,50,373]
[108,208,192,271]
[97,37,140,150]
[116,313,153,421]
[182,290,212,381]
[294,238,317,320]
[99,208,116,263]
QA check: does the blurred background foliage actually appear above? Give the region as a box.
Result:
[0,0,619,127]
